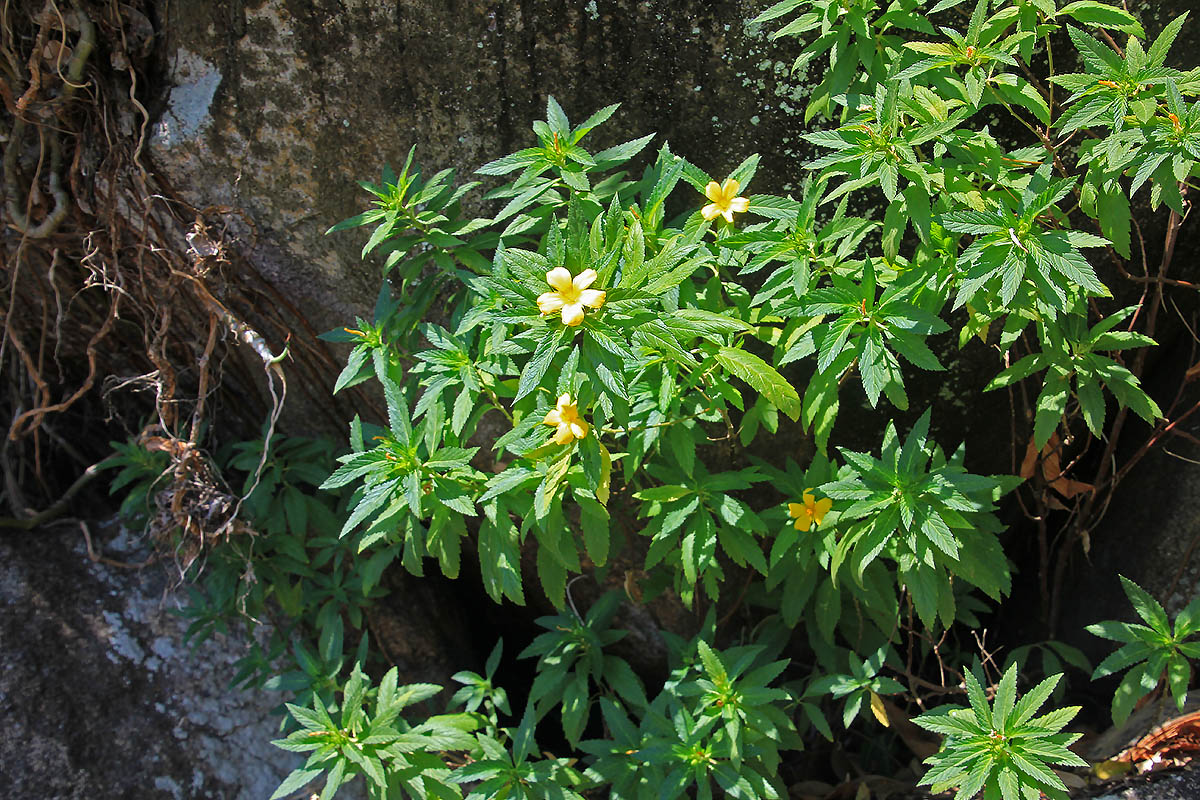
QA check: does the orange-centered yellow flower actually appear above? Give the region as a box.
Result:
[788,492,832,530]
[544,393,589,445]
[701,178,750,223]
[536,267,606,327]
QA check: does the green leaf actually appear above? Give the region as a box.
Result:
[517,326,566,402]
[1057,1,1146,37]
[1120,575,1170,633]
[992,664,1018,730]
[271,768,325,800]
[579,497,610,567]
[1033,371,1069,448]
[697,639,729,686]
[1174,594,1200,638]
[538,543,569,609]
[1097,187,1132,259]
[1148,12,1189,68]
[715,346,802,421]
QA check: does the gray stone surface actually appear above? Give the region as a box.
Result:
[0,519,299,799]
[1087,767,1200,800]
[144,0,811,342]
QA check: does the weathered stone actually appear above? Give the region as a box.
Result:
[145,0,809,341]
[0,520,301,798]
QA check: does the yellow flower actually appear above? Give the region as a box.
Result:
[788,492,832,530]
[536,267,606,327]
[543,393,589,445]
[701,178,750,223]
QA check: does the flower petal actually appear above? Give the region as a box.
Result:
[793,510,814,529]
[729,197,750,213]
[554,424,573,445]
[569,421,588,440]
[722,208,735,224]
[537,291,565,314]
[787,502,805,519]
[704,181,723,203]
[722,178,741,196]
[544,409,563,426]
[557,393,574,409]
[573,268,598,291]
[701,203,722,221]
[546,267,574,292]
[578,289,606,309]
[561,302,585,327]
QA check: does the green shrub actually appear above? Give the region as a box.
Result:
[104,2,1200,797]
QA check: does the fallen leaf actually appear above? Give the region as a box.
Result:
[1020,433,1094,500]
[1093,759,1133,780]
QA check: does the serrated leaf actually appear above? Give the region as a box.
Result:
[715,346,802,421]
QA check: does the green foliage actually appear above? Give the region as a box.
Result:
[1088,575,1200,725]
[451,639,511,732]
[272,665,477,800]
[781,258,949,408]
[96,3,1200,798]
[822,409,1016,630]
[914,664,1088,800]
[99,437,171,527]
[581,633,799,800]
[806,646,906,728]
[519,592,644,746]
[986,309,1160,447]
[452,707,588,800]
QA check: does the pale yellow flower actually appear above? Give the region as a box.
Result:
[536,267,606,327]
[543,393,589,445]
[701,178,750,223]
[788,492,833,530]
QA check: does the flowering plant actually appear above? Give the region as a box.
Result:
[249,4,1200,799]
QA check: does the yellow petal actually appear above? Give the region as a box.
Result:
[802,491,816,506]
[722,208,735,224]
[870,691,889,727]
[704,181,723,203]
[573,268,598,291]
[537,291,565,314]
[569,421,587,440]
[787,502,805,519]
[729,197,750,213]
[544,409,563,426]
[546,267,574,292]
[813,497,833,525]
[554,424,573,445]
[700,203,721,221]
[561,302,585,326]
[793,511,813,530]
[557,393,574,409]
[722,178,740,196]
[579,289,606,309]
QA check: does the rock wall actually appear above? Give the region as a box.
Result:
[0,521,304,798]
[146,0,805,343]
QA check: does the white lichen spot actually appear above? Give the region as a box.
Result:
[151,49,222,149]
[154,776,184,800]
[102,610,147,664]
[750,115,760,125]
[585,0,599,20]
